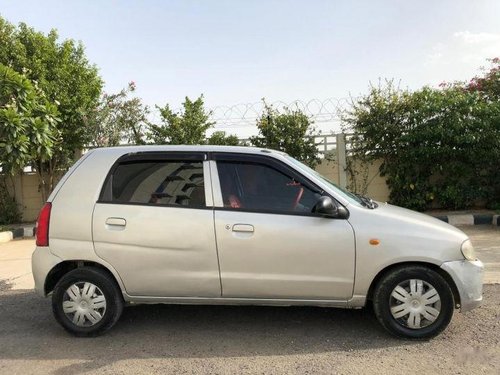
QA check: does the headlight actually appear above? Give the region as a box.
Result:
[461,240,477,261]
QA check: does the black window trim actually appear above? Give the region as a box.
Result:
[97,151,210,209]
[210,152,322,194]
[95,150,349,218]
[95,200,212,211]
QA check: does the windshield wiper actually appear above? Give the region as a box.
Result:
[355,194,378,209]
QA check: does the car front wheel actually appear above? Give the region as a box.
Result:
[373,265,455,339]
[52,267,123,336]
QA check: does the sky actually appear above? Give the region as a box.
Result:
[1,0,499,135]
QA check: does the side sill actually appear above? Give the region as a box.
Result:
[347,295,367,309]
[122,294,351,308]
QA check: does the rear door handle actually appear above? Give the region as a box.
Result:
[232,224,254,233]
[105,217,126,227]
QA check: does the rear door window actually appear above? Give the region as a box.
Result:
[101,155,206,208]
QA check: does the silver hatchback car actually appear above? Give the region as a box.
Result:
[32,146,483,338]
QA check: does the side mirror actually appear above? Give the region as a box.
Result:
[312,196,349,219]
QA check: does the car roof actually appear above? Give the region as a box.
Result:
[89,145,286,157]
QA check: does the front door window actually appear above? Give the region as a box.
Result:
[217,161,321,213]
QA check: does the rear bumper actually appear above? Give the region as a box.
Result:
[441,259,484,312]
[31,247,62,296]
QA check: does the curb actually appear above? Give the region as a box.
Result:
[0,226,36,244]
[433,214,499,226]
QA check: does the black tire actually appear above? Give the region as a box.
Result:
[372,265,455,339]
[52,267,124,337]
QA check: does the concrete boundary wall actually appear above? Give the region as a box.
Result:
[3,173,56,222]
[316,158,390,202]
[3,136,391,222]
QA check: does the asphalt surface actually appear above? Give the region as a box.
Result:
[0,225,499,374]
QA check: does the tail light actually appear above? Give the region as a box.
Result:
[36,202,52,246]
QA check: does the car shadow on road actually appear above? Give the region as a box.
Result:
[0,281,420,375]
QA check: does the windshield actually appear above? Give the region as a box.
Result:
[284,155,365,207]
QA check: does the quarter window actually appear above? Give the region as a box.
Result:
[217,161,320,213]
[103,160,205,207]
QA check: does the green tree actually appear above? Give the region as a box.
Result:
[87,82,149,147]
[468,58,500,208]
[207,131,240,146]
[466,58,500,101]
[250,101,320,167]
[148,95,215,145]
[0,64,60,206]
[342,77,500,211]
[0,16,102,192]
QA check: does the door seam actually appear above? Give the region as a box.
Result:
[208,160,224,297]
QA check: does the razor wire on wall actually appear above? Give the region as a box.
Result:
[150,98,351,136]
[209,97,350,127]
[206,98,353,156]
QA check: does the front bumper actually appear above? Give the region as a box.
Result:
[441,259,484,312]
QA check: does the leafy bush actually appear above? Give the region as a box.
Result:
[0,64,59,175]
[0,16,102,161]
[207,131,240,146]
[250,101,320,168]
[147,95,239,146]
[343,64,500,211]
[0,16,102,198]
[148,95,215,145]
[86,82,149,147]
[0,182,21,225]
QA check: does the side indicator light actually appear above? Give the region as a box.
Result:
[369,239,380,246]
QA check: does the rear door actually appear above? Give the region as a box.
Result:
[92,152,221,297]
[211,153,356,300]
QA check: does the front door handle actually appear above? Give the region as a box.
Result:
[106,217,126,227]
[232,224,254,233]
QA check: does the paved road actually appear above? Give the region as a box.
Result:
[0,239,34,290]
[464,226,500,283]
[0,225,499,374]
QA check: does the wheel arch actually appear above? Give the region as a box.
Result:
[365,261,461,308]
[44,260,124,297]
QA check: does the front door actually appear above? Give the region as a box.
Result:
[92,152,221,297]
[212,154,356,300]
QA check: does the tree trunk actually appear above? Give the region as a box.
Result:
[37,161,47,203]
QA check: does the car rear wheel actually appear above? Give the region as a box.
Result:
[52,267,123,336]
[373,265,455,339]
